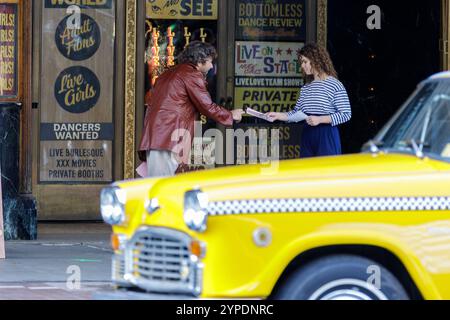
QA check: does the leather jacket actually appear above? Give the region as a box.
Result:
[139,63,233,163]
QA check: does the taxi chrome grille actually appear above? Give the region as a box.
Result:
[112,253,129,286]
[124,227,203,296]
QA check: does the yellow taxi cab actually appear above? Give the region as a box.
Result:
[101,72,450,300]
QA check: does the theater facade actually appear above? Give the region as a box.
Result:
[0,0,447,239]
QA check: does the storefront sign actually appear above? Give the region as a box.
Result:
[236,0,306,41]
[235,87,299,113]
[146,0,218,20]
[40,4,115,183]
[55,13,101,61]
[54,66,101,113]
[234,42,303,113]
[0,3,18,98]
[45,0,113,9]
[235,41,303,78]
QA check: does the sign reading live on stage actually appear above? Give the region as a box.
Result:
[234,41,303,113]
[40,0,115,183]
[146,0,217,20]
[0,2,18,98]
[234,0,305,114]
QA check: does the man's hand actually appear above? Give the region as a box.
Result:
[232,109,245,122]
[266,112,288,122]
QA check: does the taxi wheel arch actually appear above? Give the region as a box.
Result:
[270,245,422,300]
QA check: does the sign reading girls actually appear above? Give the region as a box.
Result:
[0,3,18,98]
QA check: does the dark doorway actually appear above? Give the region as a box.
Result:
[327,0,441,153]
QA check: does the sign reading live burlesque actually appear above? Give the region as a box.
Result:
[40,2,115,183]
[0,3,18,98]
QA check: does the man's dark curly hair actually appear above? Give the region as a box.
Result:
[178,41,217,65]
[299,43,338,84]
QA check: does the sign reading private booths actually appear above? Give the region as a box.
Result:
[0,3,18,98]
[40,1,115,183]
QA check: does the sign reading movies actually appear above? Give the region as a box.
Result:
[236,0,306,41]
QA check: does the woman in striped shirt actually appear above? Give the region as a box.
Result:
[267,43,352,158]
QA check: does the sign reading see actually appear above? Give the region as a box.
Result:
[146,0,218,20]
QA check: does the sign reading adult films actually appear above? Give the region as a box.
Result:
[146,0,217,20]
[0,3,18,98]
[234,41,303,113]
[236,0,306,41]
[55,13,101,60]
[40,2,115,183]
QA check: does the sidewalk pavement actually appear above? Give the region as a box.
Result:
[0,222,115,300]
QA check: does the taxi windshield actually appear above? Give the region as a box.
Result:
[378,80,450,161]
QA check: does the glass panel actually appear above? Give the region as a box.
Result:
[233,0,306,163]
[39,0,116,183]
[144,0,219,171]
[383,81,450,160]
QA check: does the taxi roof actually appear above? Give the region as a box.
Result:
[428,71,450,80]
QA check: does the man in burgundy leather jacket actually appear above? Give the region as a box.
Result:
[139,41,244,177]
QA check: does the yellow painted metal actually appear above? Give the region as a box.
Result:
[113,153,450,299]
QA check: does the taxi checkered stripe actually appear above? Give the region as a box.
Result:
[206,196,450,216]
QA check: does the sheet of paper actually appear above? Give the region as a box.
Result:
[245,107,274,122]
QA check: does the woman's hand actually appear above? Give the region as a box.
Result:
[266,112,288,122]
[306,115,332,126]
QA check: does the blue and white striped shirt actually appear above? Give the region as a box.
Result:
[287,77,351,126]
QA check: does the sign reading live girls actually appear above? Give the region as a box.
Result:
[40,2,115,183]
[236,0,306,41]
[0,3,18,98]
[234,41,303,113]
[146,0,217,20]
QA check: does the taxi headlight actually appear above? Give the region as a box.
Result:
[100,186,127,226]
[184,190,208,232]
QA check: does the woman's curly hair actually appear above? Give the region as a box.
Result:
[178,41,217,65]
[299,43,338,84]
